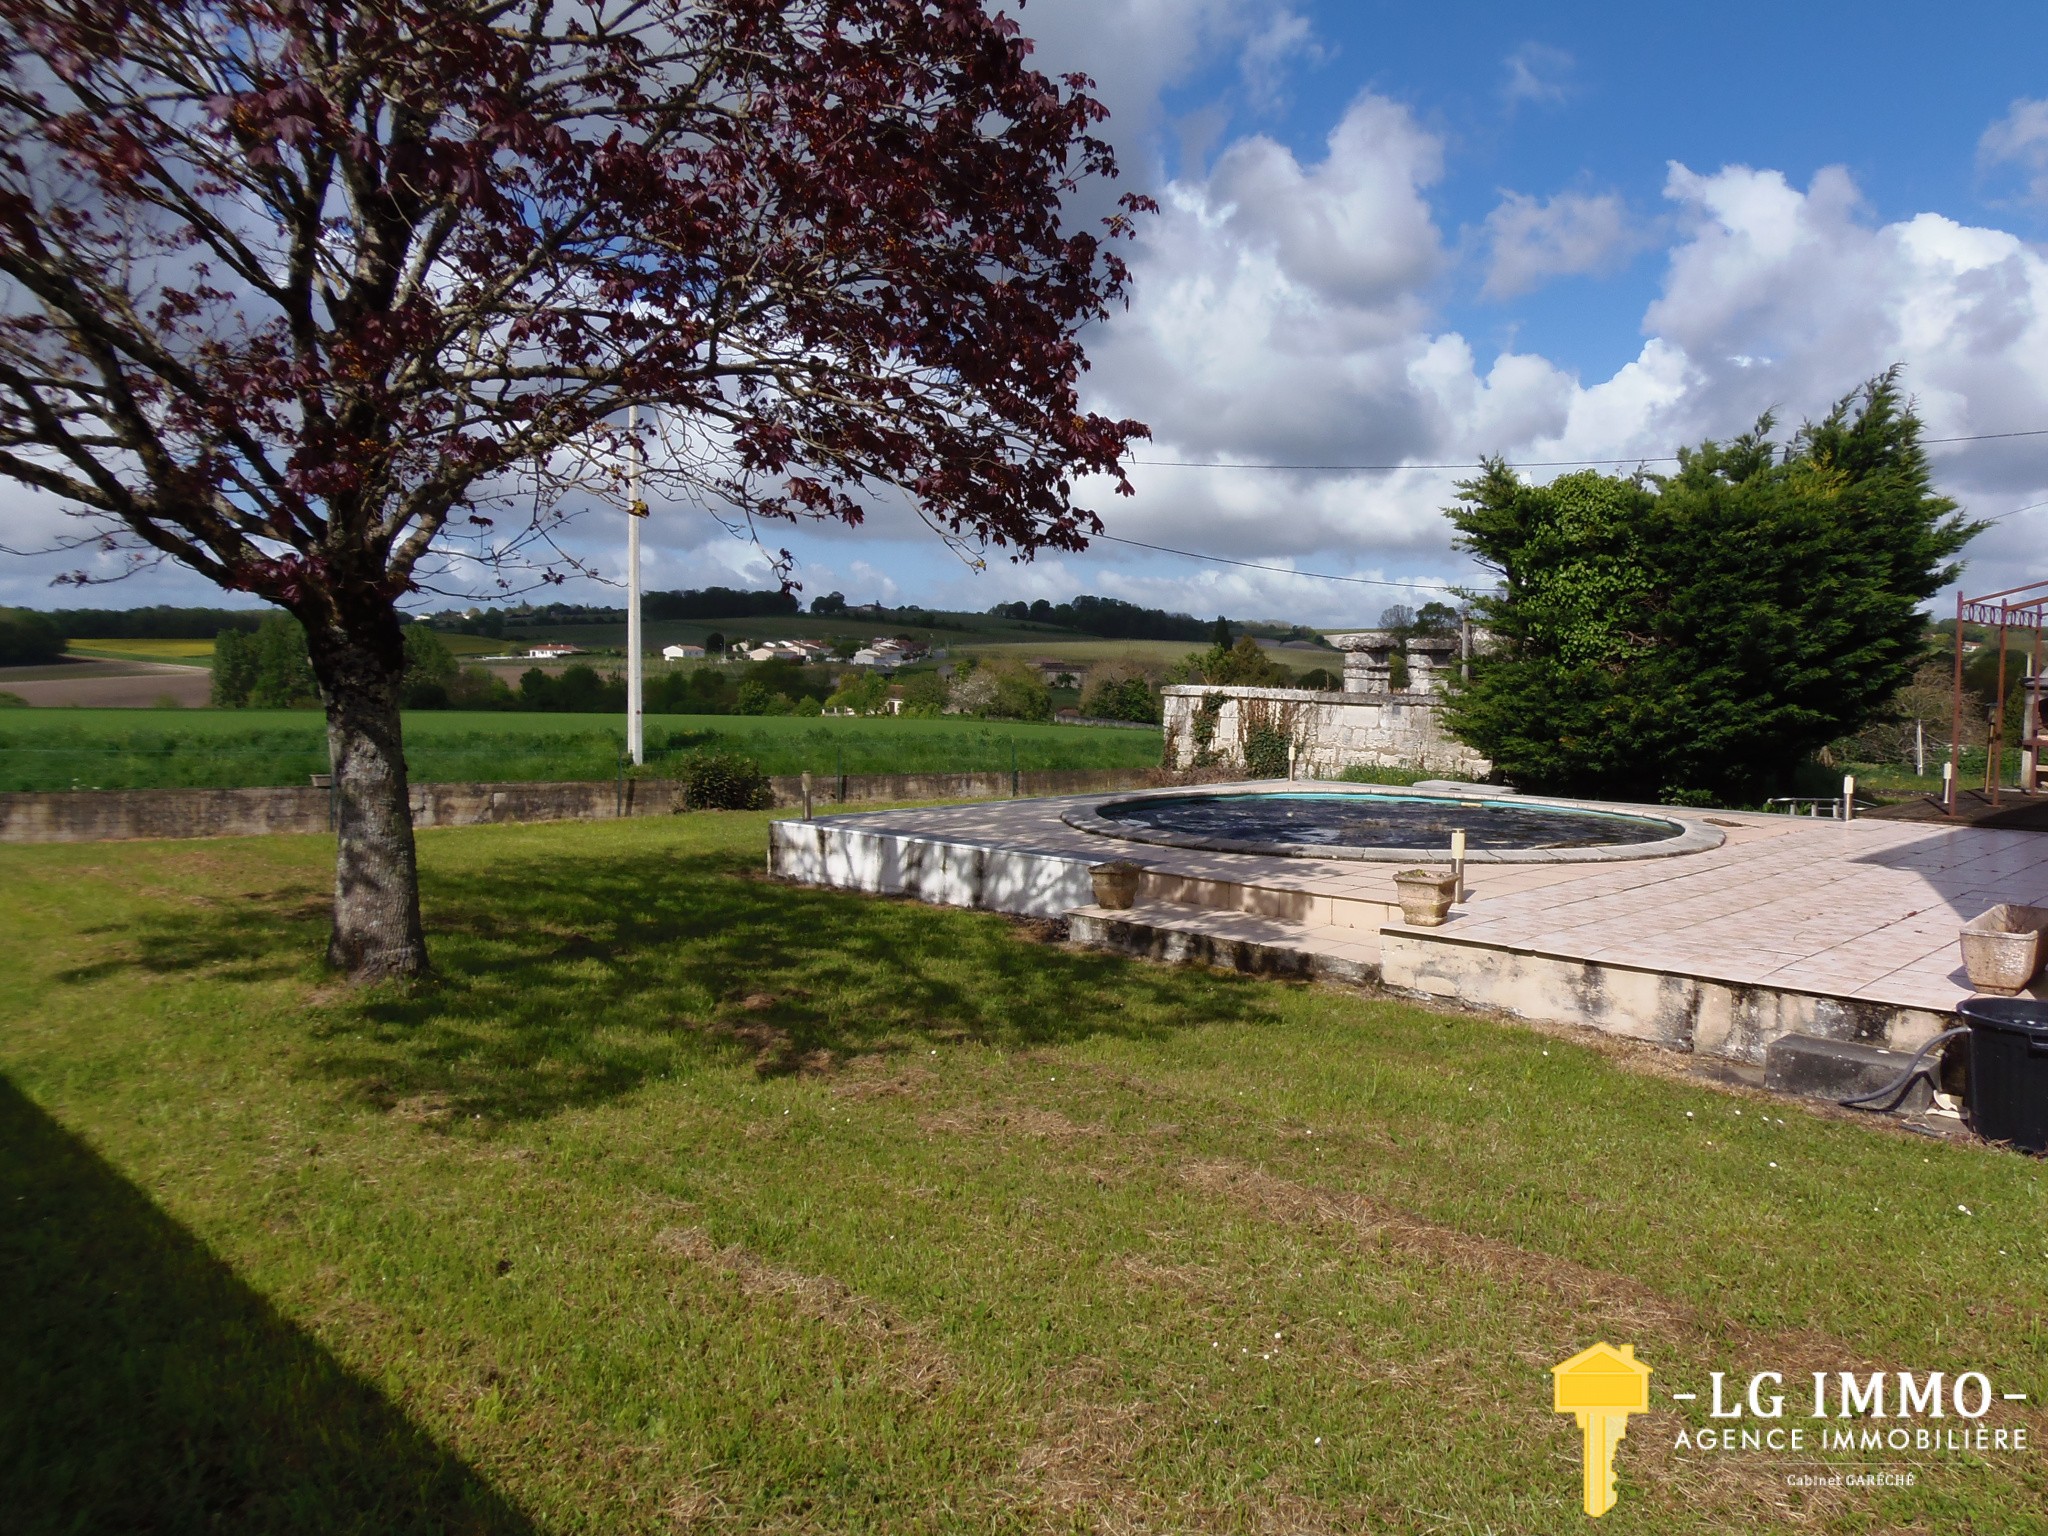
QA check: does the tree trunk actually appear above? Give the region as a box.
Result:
[307,606,428,982]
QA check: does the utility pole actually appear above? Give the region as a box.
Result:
[626,403,647,766]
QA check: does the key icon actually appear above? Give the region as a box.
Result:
[1552,1343,1651,1517]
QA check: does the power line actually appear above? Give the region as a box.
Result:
[1985,498,2048,525]
[1125,425,2048,474]
[1130,454,1672,472]
[1093,533,1466,593]
[1098,490,2045,590]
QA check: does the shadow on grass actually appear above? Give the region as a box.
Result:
[0,1076,531,1535]
[57,843,1281,1124]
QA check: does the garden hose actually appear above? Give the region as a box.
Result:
[1837,1026,1969,1112]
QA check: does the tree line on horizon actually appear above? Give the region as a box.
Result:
[8,586,1347,651]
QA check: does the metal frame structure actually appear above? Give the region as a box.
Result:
[1947,578,2048,811]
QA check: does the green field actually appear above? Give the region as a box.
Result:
[3,812,2042,1533]
[0,709,1161,791]
[52,623,1336,678]
[65,638,218,665]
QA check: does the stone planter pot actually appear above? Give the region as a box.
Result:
[1393,869,1459,927]
[1090,860,1146,910]
[1961,904,2048,995]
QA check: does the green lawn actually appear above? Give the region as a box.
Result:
[0,709,1161,791]
[1840,750,2032,800]
[3,813,2044,1533]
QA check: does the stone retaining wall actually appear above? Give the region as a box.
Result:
[1159,684,1492,779]
[0,768,1151,845]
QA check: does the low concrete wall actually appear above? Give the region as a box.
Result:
[1377,926,1953,1061]
[768,818,1097,917]
[0,767,1152,845]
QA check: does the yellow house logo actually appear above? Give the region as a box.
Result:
[1553,1343,1652,1516]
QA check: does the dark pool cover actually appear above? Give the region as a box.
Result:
[1102,793,1678,851]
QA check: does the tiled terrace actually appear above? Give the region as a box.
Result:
[772,787,2048,1021]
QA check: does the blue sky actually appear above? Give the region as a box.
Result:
[7,0,2047,624]
[1193,2,2048,383]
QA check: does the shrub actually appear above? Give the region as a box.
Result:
[1239,697,1299,778]
[968,658,1051,720]
[1337,764,1431,786]
[667,749,773,810]
[1189,691,1225,767]
[1243,721,1291,778]
[732,678,769,715]
[825,670,891,714]
[447,666,514,709]
[1165,635,1293,688]
[945,657,991,714]
[0,690,27,708]
[1079,669,1158,723]
[898,670,948,717]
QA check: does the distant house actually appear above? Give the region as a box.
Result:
[525,643,581,659]
[738,639,821,663]
[849,647,899,670]
[660,644,705,661]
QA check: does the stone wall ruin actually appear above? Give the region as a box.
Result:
[1159,629,1493,779]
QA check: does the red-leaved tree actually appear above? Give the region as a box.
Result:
[0,0,1150,979]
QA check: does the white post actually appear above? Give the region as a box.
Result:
[1914,718,1925,779]
[1450,828,1467,903]
[2024,654,2040,795]
[1942,757,1955,810]
[1842,774,1855,822]
[626,403,645,767]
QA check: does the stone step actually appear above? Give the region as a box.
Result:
[1762,1031,1952,1112]
[1066,901,1381,984]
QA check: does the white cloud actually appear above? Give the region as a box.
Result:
[1481,189,1639,299]
[1647,162,2048,447]
[1070,125,2048,617]
[1078,92,1576,572]
[1502,43,1573,109]
[1238,8,1323,112]
[1000,0,1319,179]
[1979,97,2048,207]
[8,17,2044,626]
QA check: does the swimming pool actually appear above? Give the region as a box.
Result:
[1067,788,1713,863]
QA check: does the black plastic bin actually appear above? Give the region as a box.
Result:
[1959,997,2048,1153]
